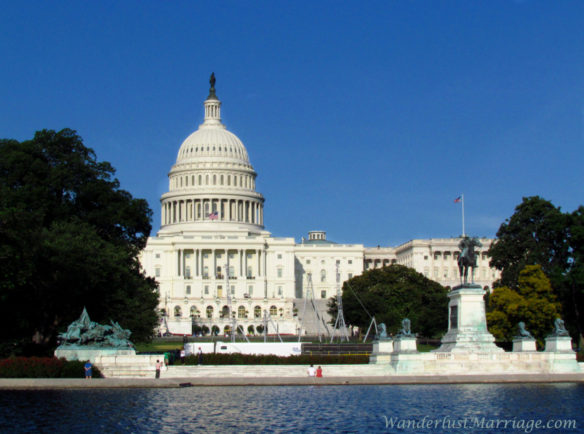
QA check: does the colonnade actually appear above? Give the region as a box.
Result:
[162,197,263,226]
[176,248,267,279]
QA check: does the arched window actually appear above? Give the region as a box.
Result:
[190,306,200,318]
[238,306,247,319]
[206,306,213,318]
[269,305,277,316]
[221,305,230,319]
[220,175,224,185]
[213,175,216,185]
[321,269,326,282]
[198,175,202,185]
[205,175,209,185]
[254,306,262,318]
[227,175,231,186]
[174,306,182,317]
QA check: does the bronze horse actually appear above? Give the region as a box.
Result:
[457,236,482,284]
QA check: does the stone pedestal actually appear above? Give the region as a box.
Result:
[513,338,536,352]
[55,346,136,363]
[545,336,573,352]
[393,336,417,353]
[369,339,393,364]
[372,339,394,354]
[436,284,502,353]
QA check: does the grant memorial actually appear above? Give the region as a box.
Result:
[436,236,502,353]
[369,234,582,376]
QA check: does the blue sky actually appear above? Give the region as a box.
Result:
[2,1,583,246]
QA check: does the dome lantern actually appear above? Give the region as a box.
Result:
[202,72,223,128]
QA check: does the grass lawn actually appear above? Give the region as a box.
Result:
[135,342,184,353]
[417,343,439,352]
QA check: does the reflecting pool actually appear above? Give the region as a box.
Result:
[1,384,583,433]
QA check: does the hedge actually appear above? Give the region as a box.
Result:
[0,357,102,378]
[179,353,369,365]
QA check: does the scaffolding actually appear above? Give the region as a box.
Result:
[330,264,350,343]
[298,272,330,343]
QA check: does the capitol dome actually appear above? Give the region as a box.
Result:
[175,82,251,166]
[158,74,265,234]
[176,128,250,165]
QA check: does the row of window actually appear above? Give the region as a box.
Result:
[155,265,283,279]
[172,173,254,190]
[182,144,243,157]
[301,270,353,282]
[423,267,496,280]
[424,252,489,261]
[171,305,284,319]
[181,284,284,297]
[301,259,353,265]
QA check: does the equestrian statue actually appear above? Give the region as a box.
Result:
[457,236,482,285]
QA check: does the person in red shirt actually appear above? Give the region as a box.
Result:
[316,366,323,377]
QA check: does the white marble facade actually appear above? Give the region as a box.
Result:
[140,81,500,336]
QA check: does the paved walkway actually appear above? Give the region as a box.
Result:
[1,373,583,389]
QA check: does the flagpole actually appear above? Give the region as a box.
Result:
[461,193,465,237]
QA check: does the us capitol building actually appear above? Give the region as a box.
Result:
[140,77,499,336]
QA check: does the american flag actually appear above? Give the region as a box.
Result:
[454,196,462,203]
[208,211,218,220]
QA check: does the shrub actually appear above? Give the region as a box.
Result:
[0,357,102,378]
[180,353,368,365]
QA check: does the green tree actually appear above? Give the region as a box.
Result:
[488,196,583,341]
[328,265,449,338]
[0,129,158,356]
[564,207,584,345]
[486,265,561,346]
[488,196,568,288]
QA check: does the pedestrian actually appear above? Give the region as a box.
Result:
[307,364,316,377]
[316,366,323,377]
[198,347,203,365]
[84,361,92,379]
[155,359,162,379]
[180,349,185,364]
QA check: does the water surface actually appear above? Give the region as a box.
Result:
[1,384,582,433]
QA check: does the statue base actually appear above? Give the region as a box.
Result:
[369,339,394,364]
[513,338,536,352]
[545,336,573,353]
[393,336,417,353]
[436,285,502,353]
[55,346,136,363]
